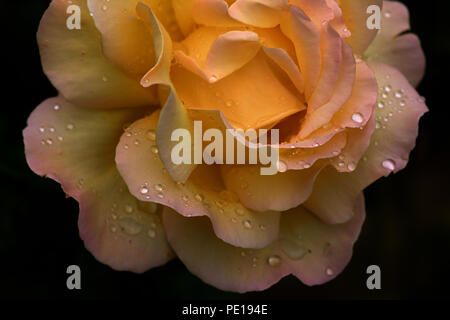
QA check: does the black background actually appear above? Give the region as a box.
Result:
[1,0,449,300]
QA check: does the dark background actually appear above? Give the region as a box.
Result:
[1,0,448,300]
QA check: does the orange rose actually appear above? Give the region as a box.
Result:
[24,0,427,292]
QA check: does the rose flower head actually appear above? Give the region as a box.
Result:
[24,0,427,292]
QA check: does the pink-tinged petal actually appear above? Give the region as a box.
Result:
[38,0,157,108]
[87,0,156,77]
[138,3,196,182]
[172,0,197,35]
[280,6,321,99]
[175,29,262,83]
[290,0,334,28]
[339,0,383,54]
[305,62,427,224]
[193,0,243,27]
[279,132,347,170]
[221,162,325,212]
[116,111,281,249]
[163,195,365,292]
[172,52,305,130]
[325,0,351,38]
[229,0,288,28]
[299,39,354,138]
[23,97,173,273]
[365,1,425,87]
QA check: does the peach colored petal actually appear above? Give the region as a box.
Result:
[193,0,244,27]
[87,0,156,77]
[306,22,343,112]
[339,0,383,54]
[221,162,325,212]
[279,132,347,170]
[280,6,321,99]
[290,0,334,28]
[172,0,197,35]
[299,39,354,138]
[365,1,425,87]
[115,111,281,249]
[23,97,173,273]
[325,0,351,38]
[175,29,262,83]
[262,47,304,94]
[37,0,157,108]
[171,52,306,130]
[228,0,288,28]
[138,3,196,182]
[163,195,365,292]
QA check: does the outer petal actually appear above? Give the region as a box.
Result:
[23,97,173,273]
[304,62,428,224]
[365,1,425,87]
[163,195,365,292]
[115,111,281,249]
[37,0,157,108]
[339,0,383,54]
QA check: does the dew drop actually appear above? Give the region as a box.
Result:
[66,123,75,130]
[394,90,404,99]
[194,194,204,202]
[280,238,308,261]
[53,105,60,111]
[124,205,134,214]
[102,5,108,11]
[277,160,288,173]
[242,220,252,229]
[326,267,334,276]
[154,184,164,192]
[382,159,396,171]
[147,229,156,239]
[151,146,159,154]
[268,255,281,267]
[352,112,365,124]
[384,85,392,93]
[347,162,356,172]
[377,102,385,109]
[209,76,218,83]
[119,218,142,236]
[235,208,244,216]
[146,129,156,141]
[140,186,149,195]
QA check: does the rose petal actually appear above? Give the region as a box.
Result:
[172,0,197,35]
[138,3,196,182]
[228,0,288,28]
[280,6,321,99]
[171,52,306,130]
[115,111,281,249]
[221,162,326,212]
[87,0,156,77]
[175,29,262,83]
[339,0,383,54]
[38,0,157,108]
[290,0,334,29]
[23,97,173,273]
[163,195,365,292]
[193,0,243,27]
[365,1,425,87]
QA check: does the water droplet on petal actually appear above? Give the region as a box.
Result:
[326,268,334,276]
[382,159,396,171]
[277,160,288,173]
[194,194,204,202]
[140,186,149,194]
[146,130,156,141]
[235,208,244,216]
[147,229,156,239]
[268,255,281,267]
[351,112,364,124]
[242,220,252,229]
[209,76,217,83]
[119,218,142,236]
[66,123,75,130]
[53,105,60,111]
[377,102,385,109]
[125,205,134,214]
[151,146,159,154]
[347,162,356,171]
[280,238,308,261]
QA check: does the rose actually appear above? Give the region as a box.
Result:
[24,0,427,292]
